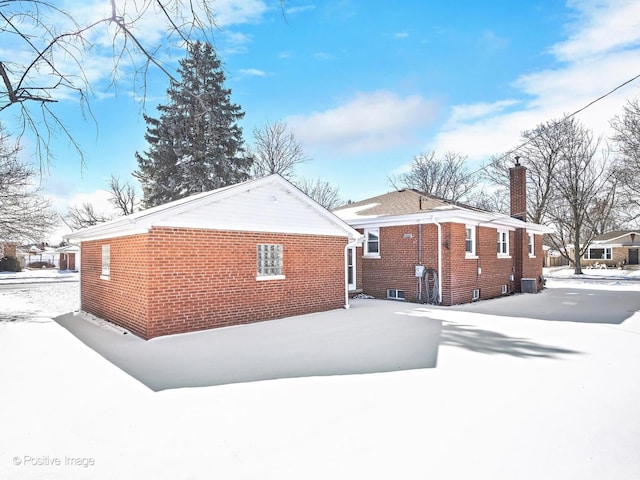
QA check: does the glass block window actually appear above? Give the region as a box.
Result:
[101,244,110,278]
[257,244,283,276]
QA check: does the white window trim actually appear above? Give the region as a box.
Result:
[256,244,284,280]
[465,225,477,258]
[100,244,110,280]
[584,246,612,260]
[528,232,536,258]
[364,228,381,258]
[497,230,510,258]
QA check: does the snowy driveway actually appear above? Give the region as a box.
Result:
[2,273,640,479]
[55,300,442,390]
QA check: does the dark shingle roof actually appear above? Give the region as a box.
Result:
[333,189,486,217]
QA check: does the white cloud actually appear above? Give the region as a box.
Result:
[289,90,440,154]
[239,68,268,77]
[394,32,410,40]
[551,0,640,61]
[428,0,640,162]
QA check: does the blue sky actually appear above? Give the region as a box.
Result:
[4,0,640,240]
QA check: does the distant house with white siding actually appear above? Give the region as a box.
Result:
[65,174,362,339]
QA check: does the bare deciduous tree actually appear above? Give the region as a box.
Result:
[0,123,58,241]
[610,97,640,223]
[294,178,342,210]
[65,203,112,231]
[108,174,137,215]
[389,151,478,204]
[250,121,308,180]
[0,0,224,168]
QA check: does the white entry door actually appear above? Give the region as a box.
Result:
[347,247,356,291]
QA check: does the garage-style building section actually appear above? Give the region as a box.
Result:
[65,174,362,339]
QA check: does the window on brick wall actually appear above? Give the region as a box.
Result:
[465,225,476,257]
[584,247,612,260]
[257,244,284,279]
[497,230,509,256]
[101,244,110,279]
[364,228,380,257]
[528,233,535,257]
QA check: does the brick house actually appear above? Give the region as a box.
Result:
[65,175,362,339]
[580,230,640,268]
[333,163,553,305]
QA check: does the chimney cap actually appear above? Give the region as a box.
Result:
[514,155,521,166]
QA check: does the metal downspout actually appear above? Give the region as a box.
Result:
[431,217,443,304]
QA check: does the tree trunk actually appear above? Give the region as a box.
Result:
[573,238,583,274]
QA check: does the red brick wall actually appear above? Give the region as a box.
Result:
[80,235,150,338]
[81,228,348,339]
[358,224,440,302]
[356,222,544,306]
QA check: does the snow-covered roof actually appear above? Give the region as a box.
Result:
[65,174,362,243]
[333,189,553,234]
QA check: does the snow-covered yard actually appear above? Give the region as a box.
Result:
[1,267,640,479]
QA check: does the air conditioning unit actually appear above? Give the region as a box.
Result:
[521,278,537,294]
[501,284,508,295]
[472,289,480,301]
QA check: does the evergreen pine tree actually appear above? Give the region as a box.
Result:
[134,41,252,208]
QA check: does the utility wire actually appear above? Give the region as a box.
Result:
[469,71,640,176]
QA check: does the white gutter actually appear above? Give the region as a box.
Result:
[343,236,362,309]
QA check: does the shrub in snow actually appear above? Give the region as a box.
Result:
[0,256,21,272]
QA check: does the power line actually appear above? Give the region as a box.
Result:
[469,71,640,176]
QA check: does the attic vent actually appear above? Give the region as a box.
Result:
[472,289,480,301]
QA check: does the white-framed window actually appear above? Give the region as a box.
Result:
[387,289,405,300]
[497,230,509,256]
[584,246,612,260]
[364,228,380,257]
[101,244,110,279]
[465,225,476,257]
[257,244,284,280]
[528,233,535,257]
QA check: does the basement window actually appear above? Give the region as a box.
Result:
[257,244,284,280]
[100,244,110,280]
[387,289,405,301]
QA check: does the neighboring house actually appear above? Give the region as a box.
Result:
[333,163,553,306]
[581,230,640,268]
[57,244,80,271]
[65,174,362,340]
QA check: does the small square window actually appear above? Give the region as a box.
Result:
[257,244,283,277]
[364,228,380,257]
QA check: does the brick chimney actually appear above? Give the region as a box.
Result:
[509,157,527,292]
[509,156,526,221]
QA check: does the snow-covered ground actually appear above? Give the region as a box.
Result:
[1,267,640,479]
